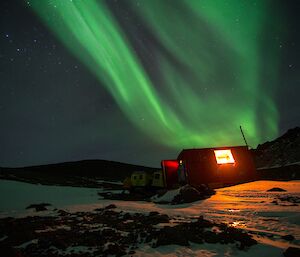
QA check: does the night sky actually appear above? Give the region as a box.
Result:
[1,0,299,168]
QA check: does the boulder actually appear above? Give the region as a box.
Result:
[146,213,169,225]
[105,204,117,210]
[25,203,51,212]
[279,196,300,204]
[172,185,208,204]
[0,246,23,257]
[283,247,300,257]
[103,243,126,256]
[203,231,220,244]
[57,209,69,216]
[281,235,295,241]
[267,187,286,192]
[155,226,189,247]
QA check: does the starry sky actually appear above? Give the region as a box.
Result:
[0,0,299,168]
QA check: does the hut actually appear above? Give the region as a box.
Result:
[162,146,256,189]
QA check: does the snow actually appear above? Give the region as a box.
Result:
[0,235,8,242]
[151,188,180,203]
[0,179,99,217]
[15,239,38,249]
[96,179,123,185]
[63,245,98,255]
[35,225,71,233]
[134,242,284,257]
[0,179,299,256]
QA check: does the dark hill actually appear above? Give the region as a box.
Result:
[252,127,300,180]
[0,160,158,187]
[254,127,300,168]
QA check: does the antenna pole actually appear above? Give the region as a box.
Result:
[240,125,249,148]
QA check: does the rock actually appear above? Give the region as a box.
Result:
[100,188,157,201]
[172,185,203,204]
[105,204,117,210]
[51,238,68,250]
[94,208,104,212]
[196,216,213,228]
[121,232,137,245]
[281,235,295,241]
[25,203,51,212]
[149,211,160,216]
[188,234,204,244]
[146,213,169,225]
[283,247,300,257]
[155,226,189,247]
[0,246,23,257]
[267,187,286,192]
[101,228,119,239]
[218,231,235,244]
[57,209,69,216]
[102,209,117,216]
[175,184,215,204]
[203,231,220,244]
[232,230,257,249]
[37,238,52,249]
[0,207,258,255]
[122,212,132,220]
[104,243,126,256]
[194,184,215,196]
[279,196,300,204]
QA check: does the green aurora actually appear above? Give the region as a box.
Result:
[28,0,282,148]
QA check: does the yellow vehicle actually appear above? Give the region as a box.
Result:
[131,171,152,187]
[123,176,132,190]
[125,170,165,189]
[152,170,164,187]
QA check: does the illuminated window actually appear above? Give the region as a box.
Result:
[214,150,235,164]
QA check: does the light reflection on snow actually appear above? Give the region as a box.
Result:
[59,180,300,247]
[227,209,241,213]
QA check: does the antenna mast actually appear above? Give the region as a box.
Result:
[240,125,249,148]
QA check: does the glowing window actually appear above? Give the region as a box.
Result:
[214,150,235,164]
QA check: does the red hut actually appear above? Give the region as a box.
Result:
[161,146,256,189]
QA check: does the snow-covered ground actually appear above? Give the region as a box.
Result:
[0,179,299,256]
[0,180,99,217]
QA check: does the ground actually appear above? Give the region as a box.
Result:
[0,179,299,256]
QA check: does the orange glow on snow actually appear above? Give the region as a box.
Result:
[214,150,235,164]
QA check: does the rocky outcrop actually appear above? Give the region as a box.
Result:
[0,206,257,257]
[253,127,300,180]
[267,187,287,192]
[283,247,300,257]
[172,184,215,204]
[25,203,51,212]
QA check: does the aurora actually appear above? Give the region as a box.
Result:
[28,0,282,149]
